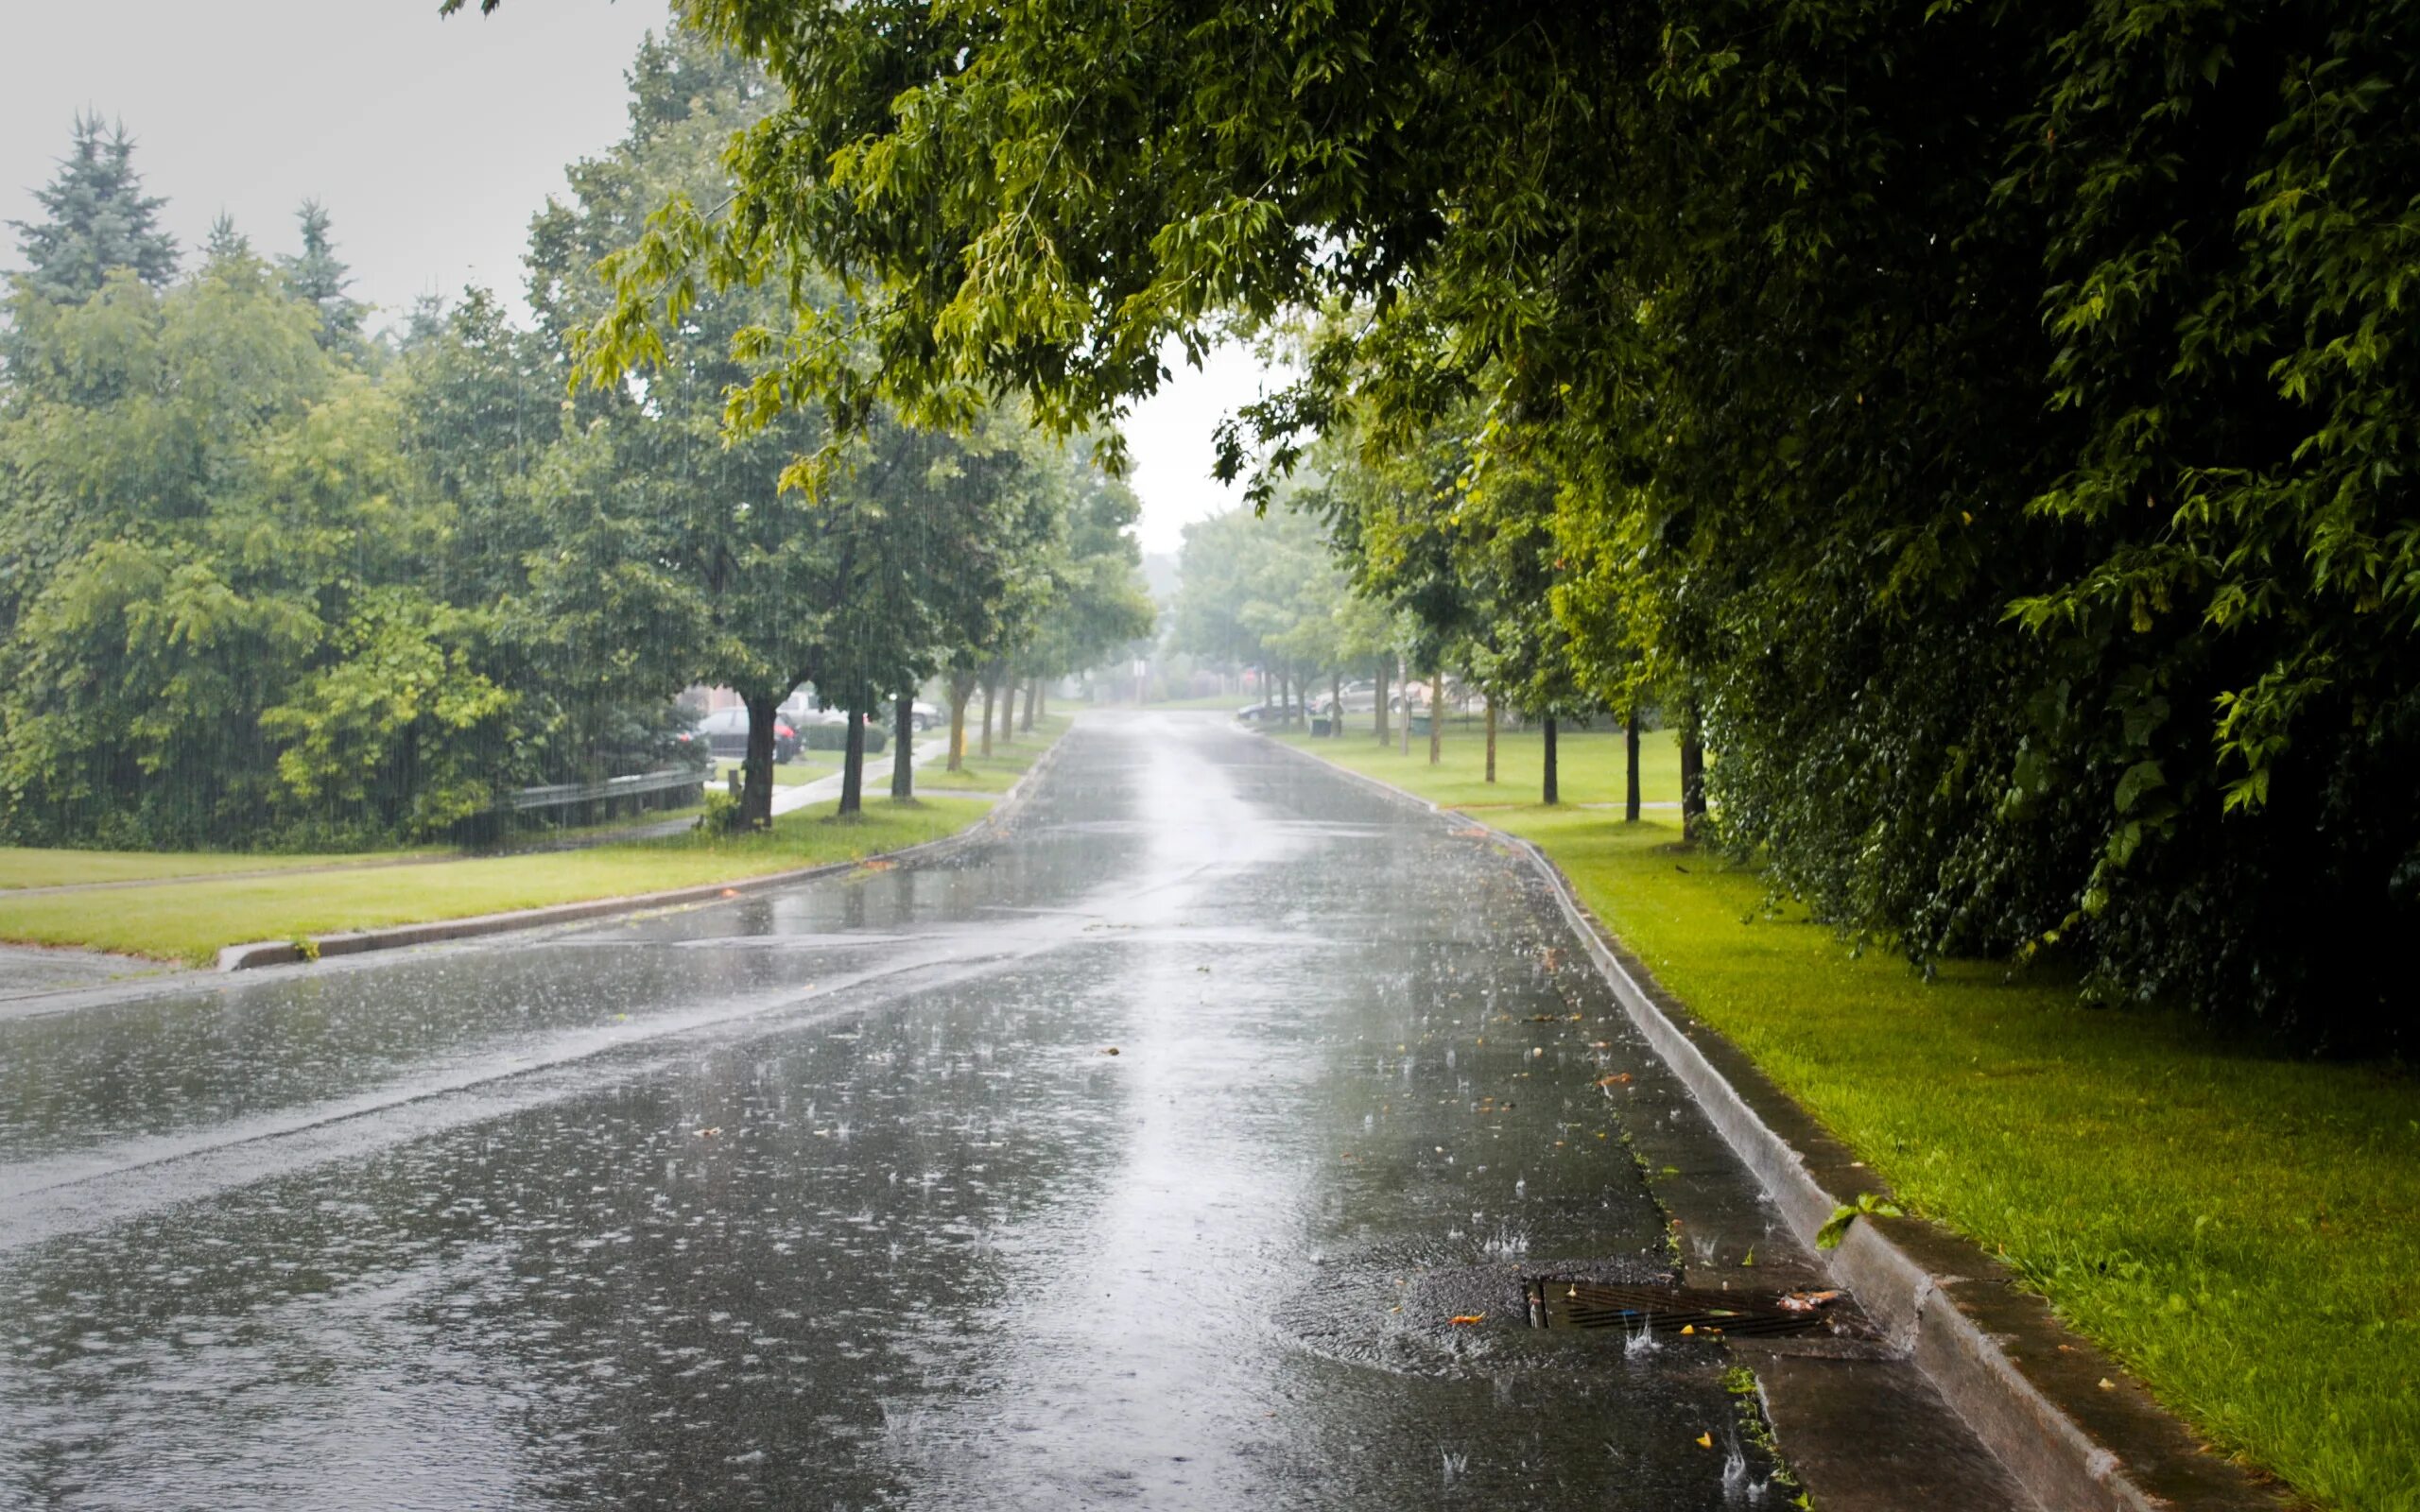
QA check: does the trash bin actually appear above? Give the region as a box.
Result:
[1410,713,1433,736]
[1311,716,1333,736]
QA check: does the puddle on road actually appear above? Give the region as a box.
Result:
[0,720,1797,1508]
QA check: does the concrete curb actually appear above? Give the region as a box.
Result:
[216,723,1075,974]
[1261,736,2283,1512]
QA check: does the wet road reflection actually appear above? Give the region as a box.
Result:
[0,714,1791,1507]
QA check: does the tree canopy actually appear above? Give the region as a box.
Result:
[527,0,2417,1041]
[0,29,1152,847]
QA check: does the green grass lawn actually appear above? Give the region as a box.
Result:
[1282,721,1681,808]
[0,797,990,968]
[917,712,1074,793]
[0,845,434,889]
[714,753,836,786]
[1284,743,2420,1512]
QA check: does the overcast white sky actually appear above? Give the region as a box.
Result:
[0,0,1268,555]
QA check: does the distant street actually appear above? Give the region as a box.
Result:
[4,714,1871,1507]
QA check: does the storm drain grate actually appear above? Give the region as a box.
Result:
[1524,1280,1851,1337]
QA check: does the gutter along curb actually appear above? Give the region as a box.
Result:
[1262,734,2282,1512]
[216,726,1075,973]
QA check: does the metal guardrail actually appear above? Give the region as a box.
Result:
[506,767,704,813]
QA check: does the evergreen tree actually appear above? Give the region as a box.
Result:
[6,113,177,303]
[201,212,250,266]
[278,198,364,351]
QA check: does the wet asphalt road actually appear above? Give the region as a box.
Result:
[0,713,1805,1509]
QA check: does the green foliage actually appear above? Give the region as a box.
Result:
[1168,504,1358,688]
[798,720,886,753]
[581,0,2419,1043]
[1814,1193,1905,1252]
[6,113,177,306]
[276,198,366,353]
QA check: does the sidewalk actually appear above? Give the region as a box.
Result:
[769,734,954,815]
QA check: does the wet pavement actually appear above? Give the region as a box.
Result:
[1,713,1882,1508]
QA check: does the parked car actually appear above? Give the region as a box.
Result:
[691,707,801,763]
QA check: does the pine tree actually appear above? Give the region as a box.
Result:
[202,212,250,266]
[7,113,178,302]
[278,198,364,351]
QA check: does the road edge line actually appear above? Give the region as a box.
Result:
[1258,731,2282,1512]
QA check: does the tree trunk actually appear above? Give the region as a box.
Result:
[741,691,781,830]
[1399,657,1412,755]
[980,678,996,759]
[1543,715,1560,806]
[1374,662,1390,743]
[1680,723,1707,841]
[1427,673,1442,765]
[947,672,974,772]
[1625,706,1642,823]
[1484,695,1497,782]
[838,688,867,817]
[1331,670,1343,738]
[891,683,915,799]
[1021,675,1036,732]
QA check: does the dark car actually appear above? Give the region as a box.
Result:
[691,707,801,763]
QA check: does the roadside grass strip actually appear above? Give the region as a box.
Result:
[917,712,1073,793]
[1285,739,2420,1512]
[1283,722,1682,808]
[0,846,434,889]
[714,754,838,785]
[0,798,990,968]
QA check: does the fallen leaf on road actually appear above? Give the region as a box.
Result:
[719,888,739,898]
[1448,1314,1485,1326]
[1776,1290,1842,1313]
[1099,1046,1120,1056]
[1696,1433,1713,1448]
[694,1127,721,1138]
[1680,1325,1696,1335]
[1597,1074,1634,1087]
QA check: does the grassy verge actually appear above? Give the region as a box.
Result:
[0,797,990,968]
[1281,735,2419,1512]
[0,846,435,889]
[714,753,838,785]
[917,712,1074,793]
[1285,722,1680,808]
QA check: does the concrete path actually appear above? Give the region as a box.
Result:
[769,732,954,815]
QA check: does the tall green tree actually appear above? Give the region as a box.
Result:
[278,198,367,353]
[6,113,177,306]
[0,240,517,847]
